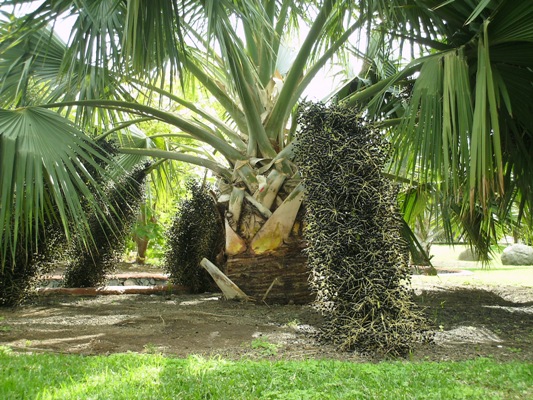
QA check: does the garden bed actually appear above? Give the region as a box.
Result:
[1,277,532,362]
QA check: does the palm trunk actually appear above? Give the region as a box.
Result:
[226,237,312,304]
[135,235,149,264]
[219,171,312,304]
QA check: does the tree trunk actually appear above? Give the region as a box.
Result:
[225,239,312,304]
[219,170,312,304]
[135,235,149,264]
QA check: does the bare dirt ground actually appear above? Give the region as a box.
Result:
[1,265,532,362]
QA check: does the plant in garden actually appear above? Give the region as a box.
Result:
[0,106,118,303]
[336,0,533,258]
[132,202,161,264]
[0,0,369,303]
[0,0,532,310]
[250,338,279,357]
[295,103,430,356]
[164,180,224,293]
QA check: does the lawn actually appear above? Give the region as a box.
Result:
[413,244,533,287]
[1,348,531,399]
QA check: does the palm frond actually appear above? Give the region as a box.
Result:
[0,107,114,268]
[0,18,137,129]
[370,0,533,256]
[0,22,65,107]
[5,0,184,81]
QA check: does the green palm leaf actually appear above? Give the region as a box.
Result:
[360,0,533,255]
[3,0,183,80]
[0,107,112,268]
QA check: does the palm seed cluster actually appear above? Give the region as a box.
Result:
[164,180,224,293]
[63,162,149,287]
[295,102,430,356]
[0,230,51,307]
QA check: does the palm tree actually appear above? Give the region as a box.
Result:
[0,0,368,302]
[2,0,531,303]
[336,0,533,258]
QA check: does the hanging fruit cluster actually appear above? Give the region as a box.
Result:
[295,102,430,356]
[0,229,52,307]
[63,162,149,288]
[164,180,224,293]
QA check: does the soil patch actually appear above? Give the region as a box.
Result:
[1,263,532,361]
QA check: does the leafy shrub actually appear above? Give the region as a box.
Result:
[164,180,224,293]
[295,103,431,356]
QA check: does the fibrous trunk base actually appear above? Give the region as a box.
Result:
[226,241,312,304]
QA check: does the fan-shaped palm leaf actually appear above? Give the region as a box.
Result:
[0,107,113,268]
[2,0,183,81]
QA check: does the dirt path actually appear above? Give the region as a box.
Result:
[1,279,532,361]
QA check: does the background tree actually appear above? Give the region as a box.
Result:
[337,0,533,258]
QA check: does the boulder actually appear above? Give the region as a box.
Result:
[500,244,533,266]
[458,248,480,261]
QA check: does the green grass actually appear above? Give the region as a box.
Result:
[0,347,531,399]
[250,338,280,357]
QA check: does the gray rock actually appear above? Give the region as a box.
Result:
[458,248,480,261]
[123,278,139,286]
[106,279,121,286]
[500,244,533,265]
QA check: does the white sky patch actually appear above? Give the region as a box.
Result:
[287,24,365,102]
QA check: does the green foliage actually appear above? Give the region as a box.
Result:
[132,205,161,241]
[63,163,149,288]
[0,353,531,399]
[164,180,224,293]
[0,136,118,305]
[125,204,169,265]
[0,107,115,270]
[123,157,198,265]
[130,202,164,263]
[295,103,430,356]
